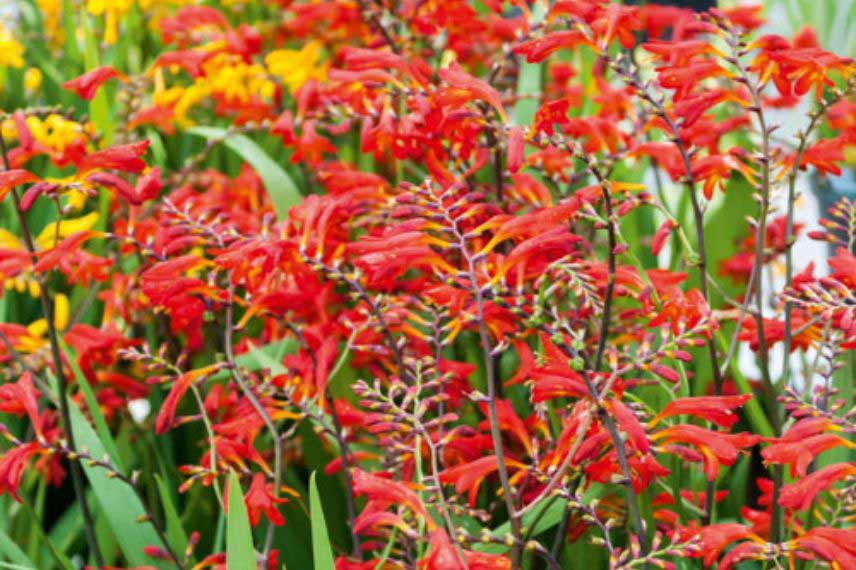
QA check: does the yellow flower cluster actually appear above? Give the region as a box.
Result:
[265,41,328,93]
[153,41,327,125]
[1,114,92,155]
[0,23,24,69]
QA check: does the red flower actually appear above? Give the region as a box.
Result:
[0,372,45,437]
[506,126,524,173]
[650,394,752,429]
[652,424,759,480]
[439,455,526,506]
[778,463,856,511]
[0,441,41,502]
[352,468,431,525]
[155,365,226,434]
[762,433,853,477]
[438,63,507,122]
[243,473,287,526]
[695,523,754,566]
[63,66,126,100]
[76,140,150,174]
[512,31,591,63]
[651,219,677,256]
[792,527,856,569]
[0,169,39,202]
[419,529,510,570]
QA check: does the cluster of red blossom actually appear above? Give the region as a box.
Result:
[0,1,855,569]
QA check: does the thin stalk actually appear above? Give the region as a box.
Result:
[442,194,523,566]
[781,86,851,386]
[223,280,282,564]
[726,30,783,542]
[0,134,105,569]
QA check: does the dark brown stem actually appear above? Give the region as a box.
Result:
[0,133,105,569]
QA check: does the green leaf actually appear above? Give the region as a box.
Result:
[79,14,113,144]
[60,341,123,467]
[67,404,166,568]
[155,476,190,558]
[310,472,335,570]
[226,471,256,570]
[187,126,302,219]
[0,527,35,568]
[512,0,547,125]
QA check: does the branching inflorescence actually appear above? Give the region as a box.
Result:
[0,2,854,570]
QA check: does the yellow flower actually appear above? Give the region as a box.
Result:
[265,41,328,93]
[35,212,100,250]
[36,0,64,46]
[24,68,43,95]
[0,24,24,69]
[86,0,134,45]
[25,114,91,154]
[14,294,70,354]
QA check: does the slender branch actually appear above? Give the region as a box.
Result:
[0,133,105,569]
[223,279,282,564]
[781,83,852,386]
[437,184,523,567]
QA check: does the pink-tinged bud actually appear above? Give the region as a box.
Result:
[507,125,524,173]
[612,243,628,255]
[841,309,853,330]
[143,545,170,560]
[20,181,58,211]
[673,350,693,362]
[650,364,680,383]
[807,230,830,241]
[652,219,677,256]
[617,201,635,216]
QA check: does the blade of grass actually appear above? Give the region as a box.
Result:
[64,400,167,568]
[187,126,302,219]
[310,471,335,570]
[226,471,256,570]
[0,527,35,569]
[155,475,190,558]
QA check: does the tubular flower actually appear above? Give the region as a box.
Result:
[651,424,759,480]
[791,527,856,569]
[439,455,527,507]
[762,433,854,478]
[63,66,126,100]
[438,63,507,122]
[242,473,288,527]
[650,394,752,429]
[351,469,433,527]
[778,463,856,511]
[0,442,42,501]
